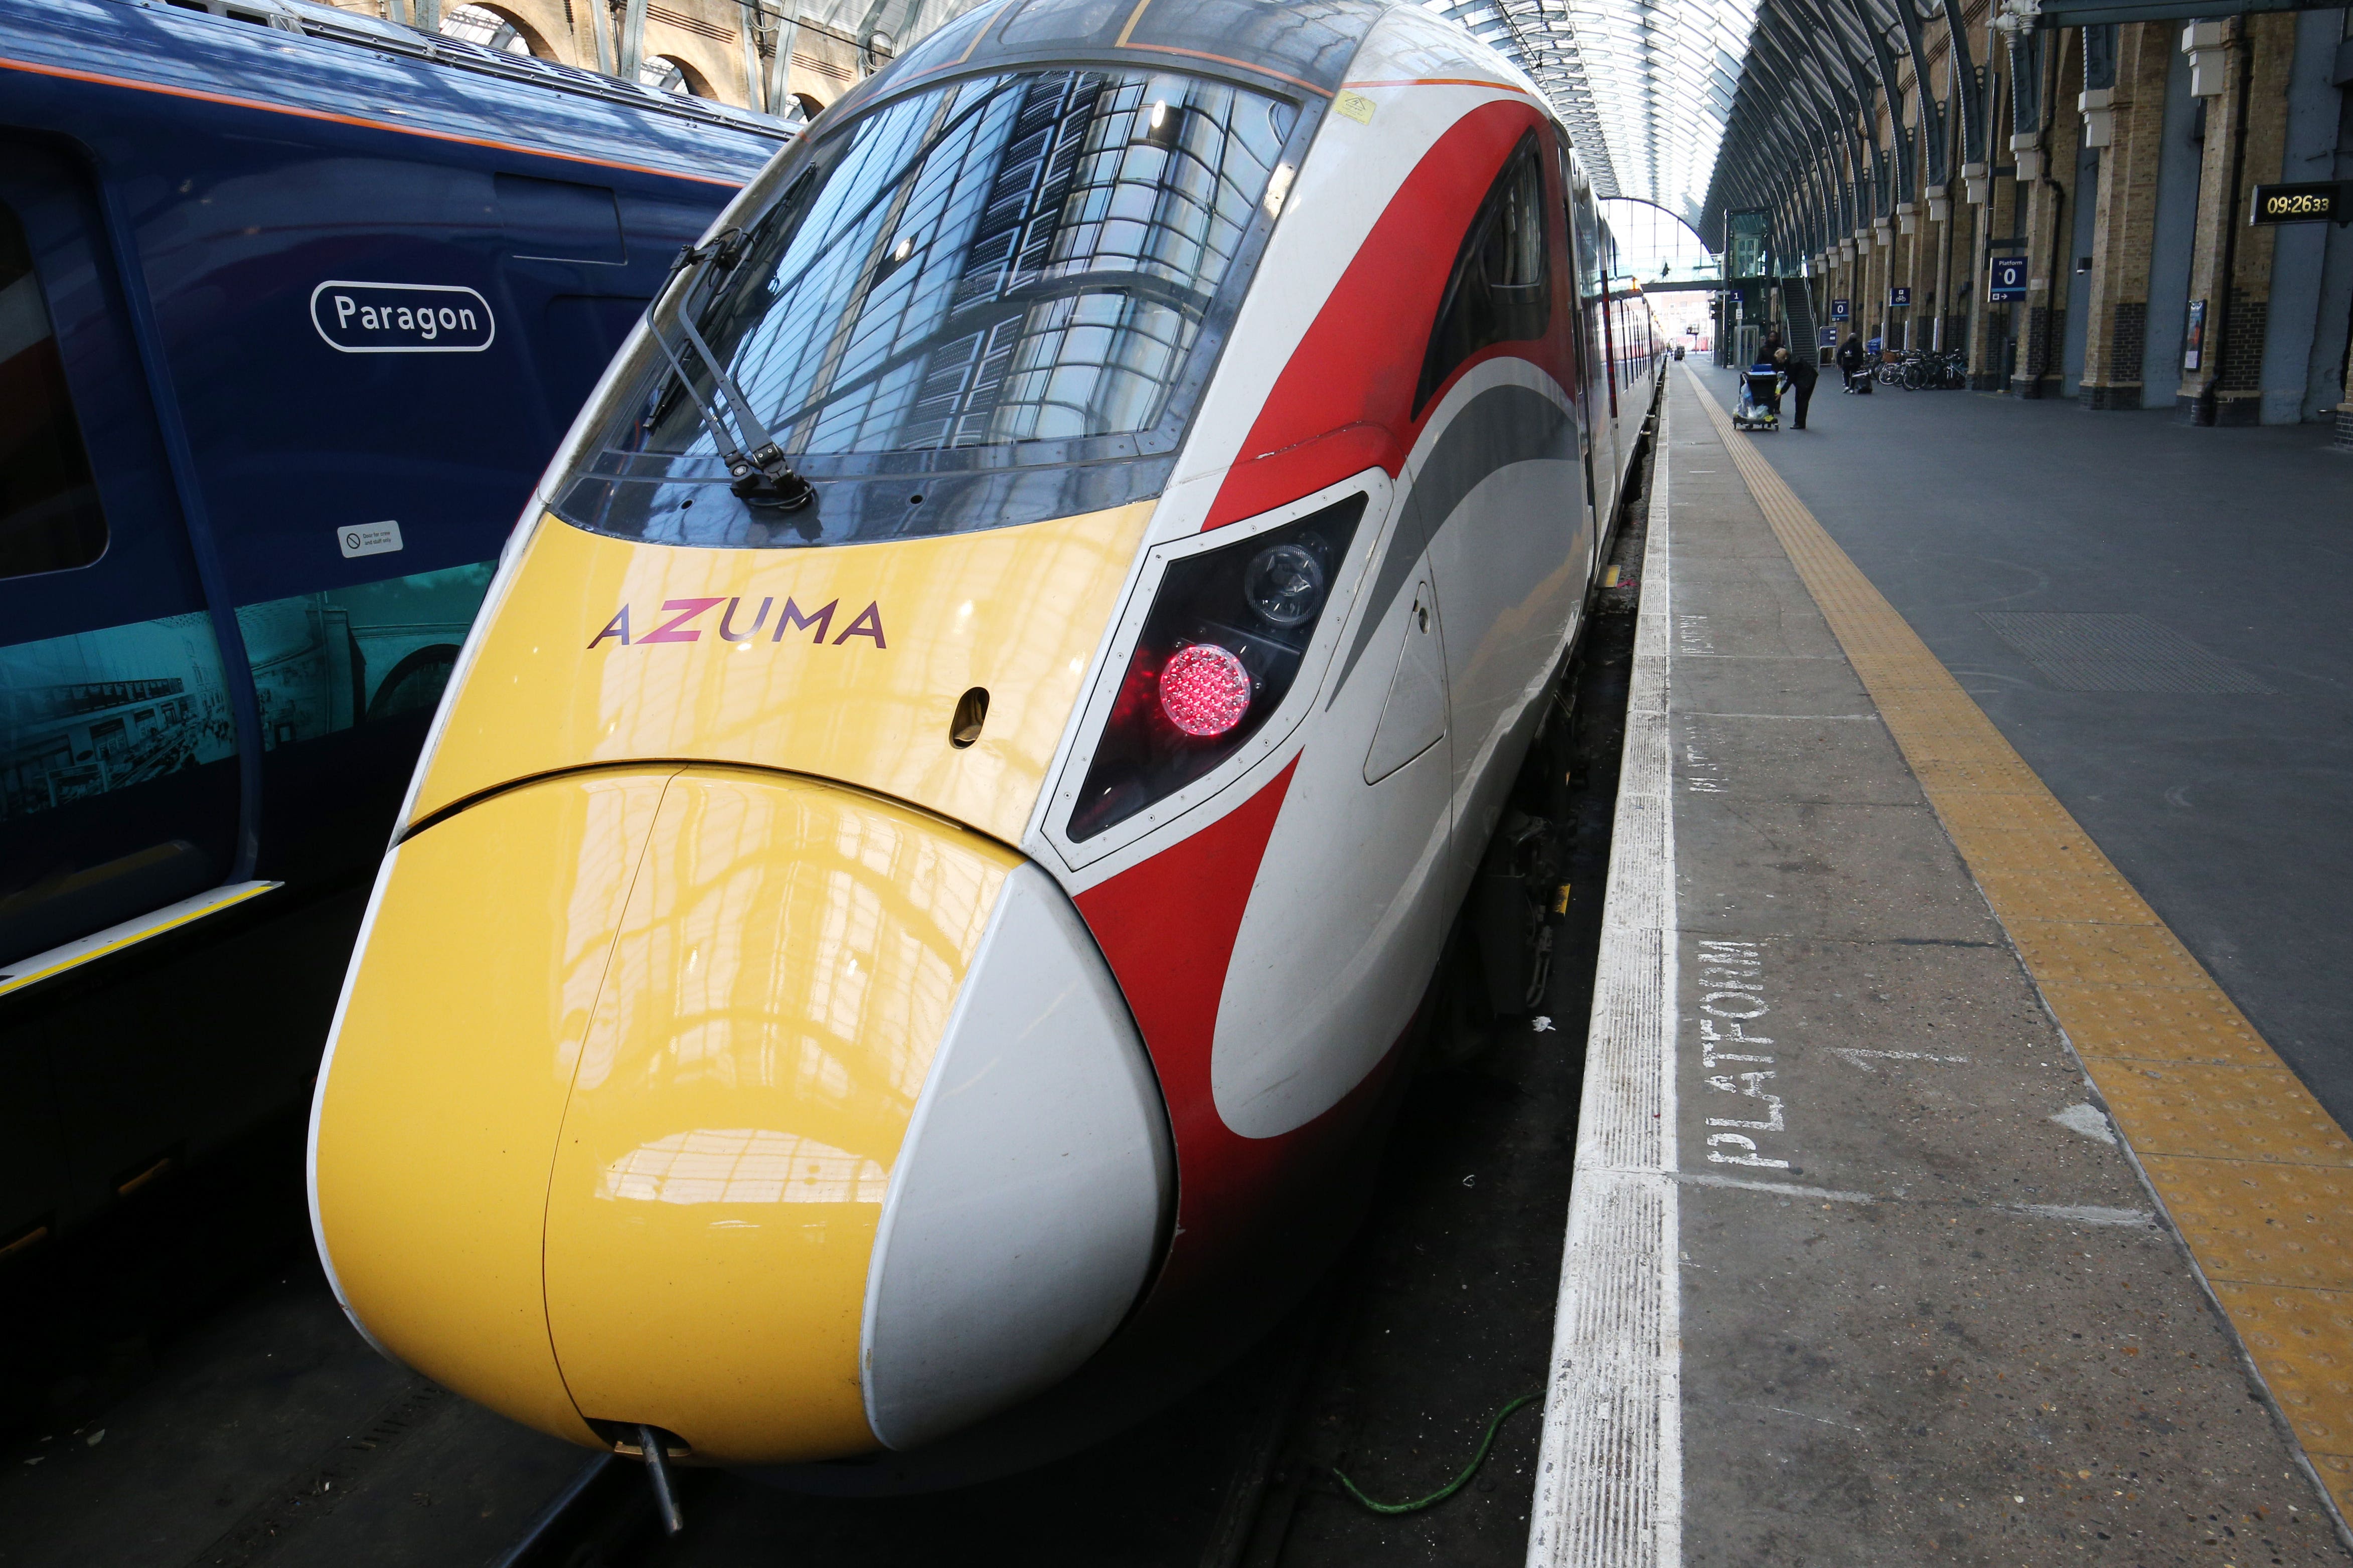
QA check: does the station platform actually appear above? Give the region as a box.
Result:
[1528,366,2353,1564]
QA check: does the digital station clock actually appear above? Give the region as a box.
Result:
[2249,182,2347,226]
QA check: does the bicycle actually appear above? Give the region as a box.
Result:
[1924,349,1967,389]
[1899,349,1969,390]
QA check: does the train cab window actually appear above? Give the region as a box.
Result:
[554,66,1298,548]
[1415,134,1551,417]
[0,198,108,579]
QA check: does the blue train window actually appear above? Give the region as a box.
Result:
[0,198,108,579]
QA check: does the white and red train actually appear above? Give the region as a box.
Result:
[308,0,1662,1485]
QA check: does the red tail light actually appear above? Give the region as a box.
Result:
[1159,644,1253,737]
[1068,493,1365,842]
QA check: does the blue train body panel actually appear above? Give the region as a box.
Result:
[0,0,783,1239]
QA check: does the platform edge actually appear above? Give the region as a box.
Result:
[1527,380,1679,1568]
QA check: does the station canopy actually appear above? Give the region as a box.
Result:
[1421,0,1760,234]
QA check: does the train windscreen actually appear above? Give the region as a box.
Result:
[555,66,1299,548]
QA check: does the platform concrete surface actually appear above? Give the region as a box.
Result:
[1527,369,2352,1567]
[1685,365,2353,1144]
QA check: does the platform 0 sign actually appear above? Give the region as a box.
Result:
[2249,182,2345,226]
[1831,298,1849,320]
[1988,256,2028,302]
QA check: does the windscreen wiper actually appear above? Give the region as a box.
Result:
[646,230,814,511]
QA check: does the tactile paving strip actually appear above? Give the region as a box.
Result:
[1693,378,2353,1523]
[1979,611,2276,694]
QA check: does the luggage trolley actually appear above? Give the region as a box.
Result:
[1733,363,1786,431]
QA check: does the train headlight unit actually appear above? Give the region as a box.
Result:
[1243,542,1326,627]
[1068,493,1363,842]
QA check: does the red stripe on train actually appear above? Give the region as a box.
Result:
[1202,99,1576,531]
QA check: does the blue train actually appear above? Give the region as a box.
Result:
[0,0,787,1254]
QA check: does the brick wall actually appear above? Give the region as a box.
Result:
[2083,300,2147,409]
[2211,292,2270,423]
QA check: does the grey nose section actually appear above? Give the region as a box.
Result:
[859,863,1173,1452]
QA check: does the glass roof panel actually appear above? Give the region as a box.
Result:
[1425,0,1760,230]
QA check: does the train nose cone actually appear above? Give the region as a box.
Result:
[311,766,1171,1464]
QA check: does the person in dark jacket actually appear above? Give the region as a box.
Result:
[1775,345,1818,430]
[1837,332,1868,392]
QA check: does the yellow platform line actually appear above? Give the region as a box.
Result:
[1688,374,2353,1517]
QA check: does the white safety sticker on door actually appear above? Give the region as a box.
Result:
[337,520,404,560]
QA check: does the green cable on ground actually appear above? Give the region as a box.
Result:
[1329,1391,1541,1515]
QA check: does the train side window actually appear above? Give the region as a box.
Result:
[1415,133,1551,417]
[497,173,625,264]
[0,198,108,579]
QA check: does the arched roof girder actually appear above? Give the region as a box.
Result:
[1421,0,1761,229]
[1698,0,1984,252]
[1885,0,1948,189]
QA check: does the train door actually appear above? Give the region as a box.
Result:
[0,142,253,1241]
[1570,188,1621,529]
[1410,133,1585,857]
[1555,147,1602,548]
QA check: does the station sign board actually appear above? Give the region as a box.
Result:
[1831,297,1850,320]
[1988,256,2028,302]
[2249,182,2346,226]
[1889,285,1911,306]
[1819,326,1838,348]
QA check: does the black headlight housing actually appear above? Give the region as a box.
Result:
[1068,493,1366,842]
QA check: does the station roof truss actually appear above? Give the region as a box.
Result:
[1421,0,1761,231]
[1692,0,1992,265]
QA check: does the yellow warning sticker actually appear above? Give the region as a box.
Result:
[1333,90,1375,124]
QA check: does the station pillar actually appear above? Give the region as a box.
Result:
[1867,223,1889,347]
[2176,14,2296,425]
[2336,335,2353,450]
[1891,203,1917,350]
[2078,21,2173,409]
[1967,187,2009,389]
[1833,243,1853,345]
[1926,185,1957,352]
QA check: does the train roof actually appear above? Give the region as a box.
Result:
[814,0,1397,132]
[0,0,792,186]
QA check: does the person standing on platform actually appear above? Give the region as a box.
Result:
[1775,345,1817,430]
[1837,331,1867,392]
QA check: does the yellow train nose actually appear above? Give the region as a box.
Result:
[312,764,1166,1464]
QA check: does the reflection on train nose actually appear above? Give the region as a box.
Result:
[596,1130,891,1206]
[317,760,1174,1466]
[537,766,1023,1464]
